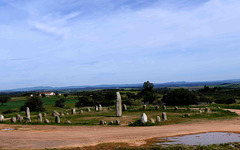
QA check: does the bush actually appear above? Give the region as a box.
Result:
[2,109,17,114]
[162,88,198,106]
[20,96,45,112]
[129,120,155,126]
[55,98,66,108]
[215,97,236,104]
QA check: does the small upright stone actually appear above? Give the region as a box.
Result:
[156,105,159,110]
[116,92,122,117]
[109,121,114,125]
[38,113,42,122]
[80,110,84,114]
[108,107,111,110]
[198,110,202,113]
[87,108,91,112]
[11,117,16,123]
[174,106,178,110]
[99,104,102,111]
[55,116,60,123]
[123,104,127,111]
[16,114,21,121]
[66,120,71,124]
[95,105,98,111]
[45,119,50,124]
[19,117,24,123]
[100,120,105,125]
[43,113,47,117]
[150,118,155,124]
[0,115,4,122]
[140,113,148,123]
[116,120,120,125]
[61,113,65,116]
[156,116,161,123]
[217,106,221,110]
[163,105,166,110]
[72,108,76,114]
[162,112,167,121]
[52,110,60,117]
[66,113,69,115]
[205,107,211,113]
[143,105,147,110]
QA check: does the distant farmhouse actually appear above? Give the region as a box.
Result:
[39,92,56,96]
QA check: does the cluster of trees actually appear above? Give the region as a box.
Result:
[75,90,116,108]
[0,96,11,106]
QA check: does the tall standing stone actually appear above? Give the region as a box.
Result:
[0,115,4,122]
[162,112,167,121]
[26,107,31,123]
[72,108,76,114]
[55,116,60,123]
[140,113,147,123]
[38,113,42,122]
[99,104,102,111]
[95,105,98,111]
[123,104,127,111]
[116,92,122,117]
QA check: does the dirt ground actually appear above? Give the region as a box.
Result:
[1,109,240,149]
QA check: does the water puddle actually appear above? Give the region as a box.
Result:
[2,128,15,131]
[157,132,240,146]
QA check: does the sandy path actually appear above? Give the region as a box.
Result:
[0,109,240,149]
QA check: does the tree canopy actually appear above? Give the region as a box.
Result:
[162,88,198,106]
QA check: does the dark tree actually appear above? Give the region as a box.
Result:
[75,96,91,108]
[162,88,198,106]
[0,96,11,106]
[55,98,66,108]
[41,93,46,98]
[64,94,68,98]
[140,81,156,104]
[21,96,45,112]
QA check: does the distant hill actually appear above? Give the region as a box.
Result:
[1,79,240,93]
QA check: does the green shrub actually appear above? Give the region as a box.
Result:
[55,98,66,108]
[20,96,45,112]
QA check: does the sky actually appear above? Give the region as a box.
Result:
[0,0,240,90]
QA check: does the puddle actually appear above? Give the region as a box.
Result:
[2,128,15,131]
[157,132,240,146]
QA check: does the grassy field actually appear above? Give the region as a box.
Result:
[0,101,237,126]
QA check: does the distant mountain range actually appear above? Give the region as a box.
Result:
[1,79,240,93]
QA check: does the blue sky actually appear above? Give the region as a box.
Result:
[0,0,240,90]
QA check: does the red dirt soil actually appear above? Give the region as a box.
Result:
[0,109,240,149]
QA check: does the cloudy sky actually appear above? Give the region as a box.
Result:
[0,0,240,90]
